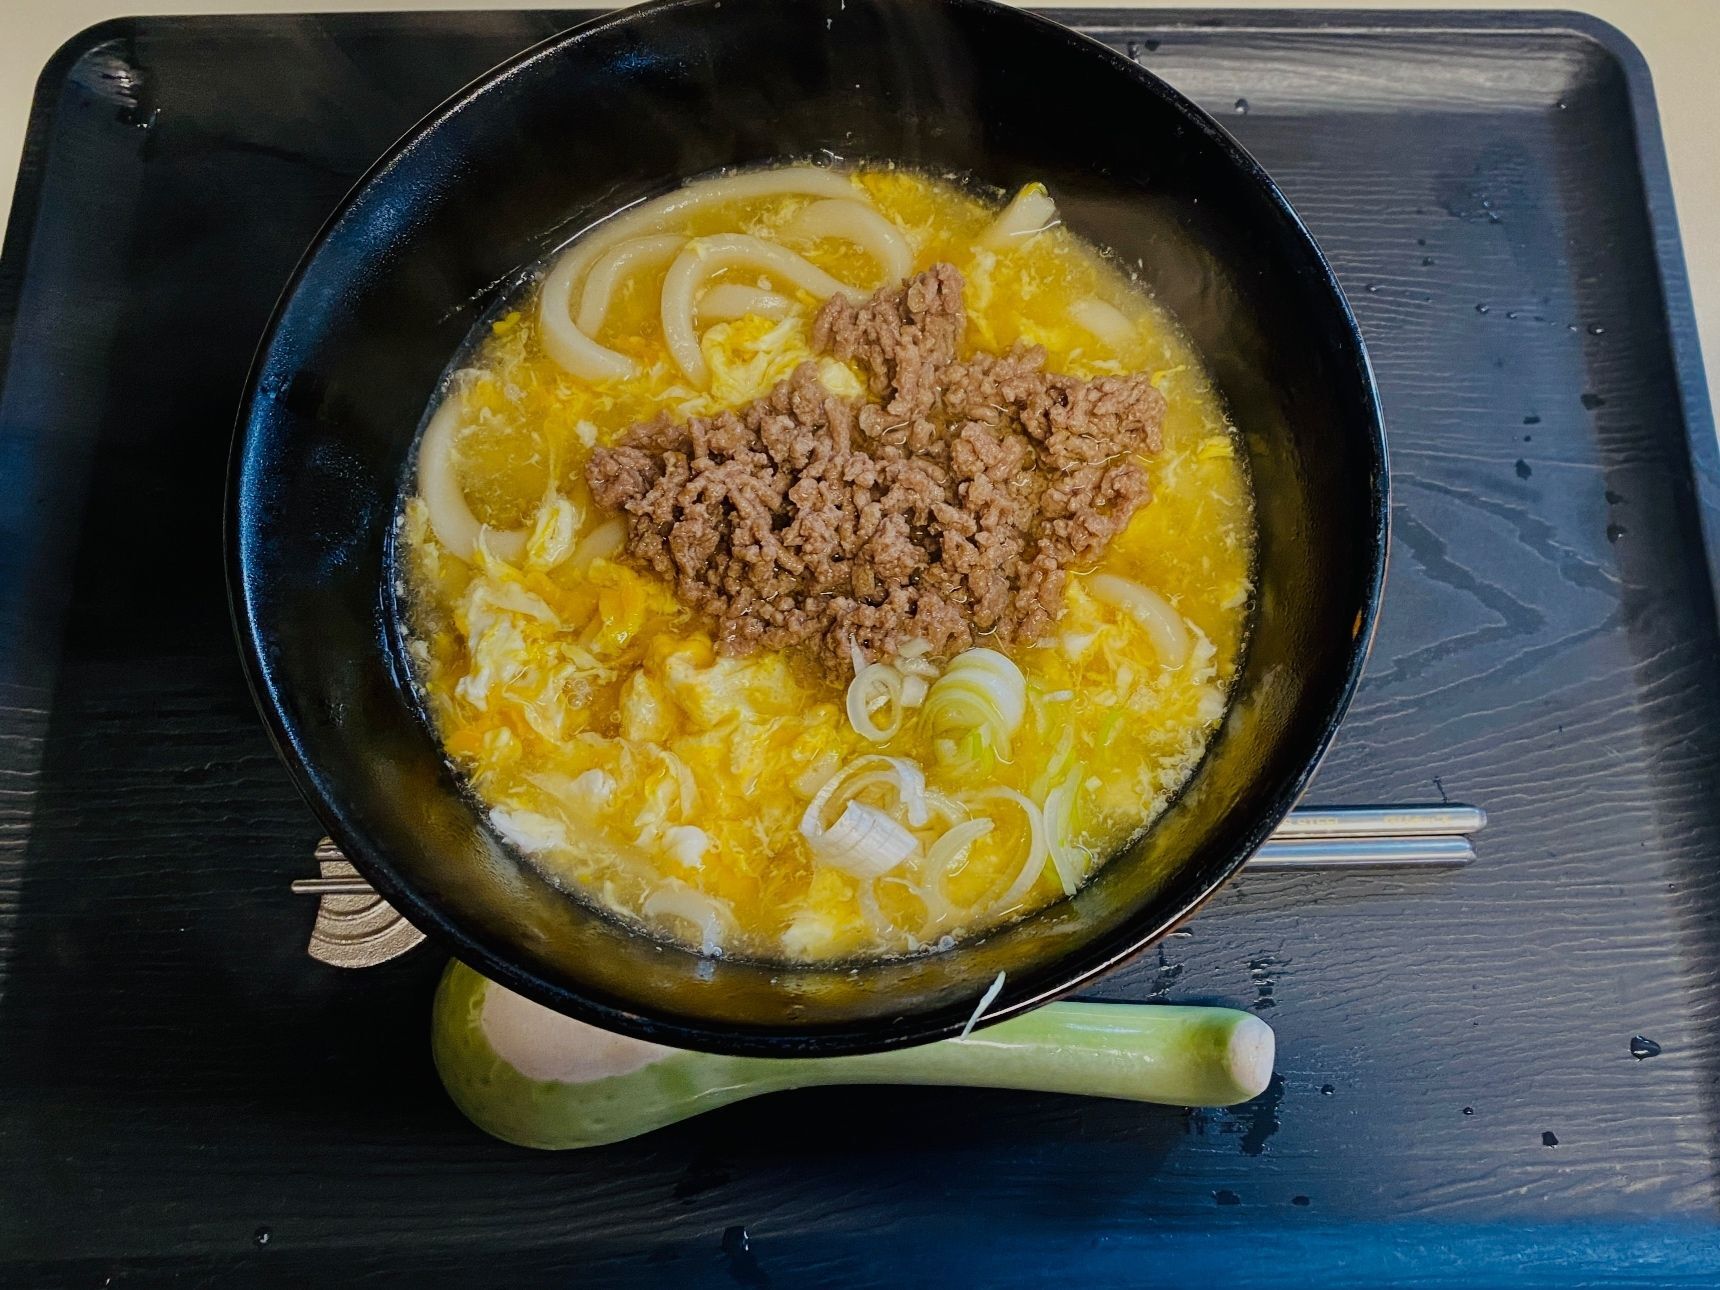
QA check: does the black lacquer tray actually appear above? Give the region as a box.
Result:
[2,9,1717,1286]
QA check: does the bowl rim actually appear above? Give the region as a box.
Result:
[226,0,1389,1054]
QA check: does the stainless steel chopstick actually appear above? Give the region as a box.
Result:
[1268,805,1486,840]
[1247,835,1473,870]
[291,803,1484,895]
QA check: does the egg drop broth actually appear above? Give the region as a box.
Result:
[398,166,1255,963]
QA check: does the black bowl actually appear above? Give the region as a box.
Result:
[228,0,1387,1056]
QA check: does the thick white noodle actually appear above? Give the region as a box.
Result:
[977,183,1060,251]
[784,198,914,285]
[661,234,859,385]
[642,882,735,956]
[1068,296,1136,350]
[1087,573,1192,668]
[696,283,795,322]
[538,247,639,384]
[536,167,860,381]
[417,393,528,563]
[568,516,625,569]
[575,235,686,335]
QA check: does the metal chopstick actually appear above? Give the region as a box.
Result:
[1269,805,1486,840]
[1247,835,1473,870]
[291,803,1484,895]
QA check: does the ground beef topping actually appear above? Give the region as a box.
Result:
[585,263,1166,677]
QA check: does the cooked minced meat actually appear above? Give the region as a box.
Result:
[586,263,1165,676]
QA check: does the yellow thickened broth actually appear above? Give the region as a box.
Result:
[398,166,1254,963]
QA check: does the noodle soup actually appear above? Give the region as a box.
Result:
[398,165,1254,962]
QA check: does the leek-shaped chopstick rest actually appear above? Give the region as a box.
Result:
[432,960,1275,1149]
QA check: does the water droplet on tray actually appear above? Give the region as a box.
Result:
[720,1225,768,1288]
[1233,98,1249,115]
[1629,1035,1662,1060]
[1542,1130,1559,1147]
[253,1227,271,1247]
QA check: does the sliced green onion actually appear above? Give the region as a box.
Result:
[1031,726,1077,800]
[951,726,996,777]
[924,817,996,874]
[1041,771,1087,896]
[927,647,1027,761]
[1087,573,1192,668]
[855,875,894,935]
[846,662,906,742]
[977,787,1050,914]
[807,801,917,878]
[801,754,930,839]
[923,789,968,826]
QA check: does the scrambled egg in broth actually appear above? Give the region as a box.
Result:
[400,167,1254,962]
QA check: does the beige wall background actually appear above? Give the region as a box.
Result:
[1,1,1715,394]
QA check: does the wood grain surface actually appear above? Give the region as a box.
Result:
[1,11,1717,1286]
